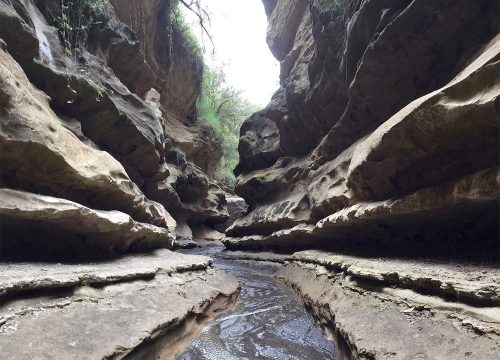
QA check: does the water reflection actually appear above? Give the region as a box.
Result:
[178,249,335,359]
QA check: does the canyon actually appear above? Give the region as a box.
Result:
[0,0,499,359]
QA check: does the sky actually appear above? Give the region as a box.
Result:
[183,0,280,107]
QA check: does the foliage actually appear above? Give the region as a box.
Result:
[47,1,107,100]
[176,0,213,52]
[171,6,202,58]
[198,66,260,187]
[54,0,107,58]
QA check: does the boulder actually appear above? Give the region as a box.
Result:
[214,196,248,232]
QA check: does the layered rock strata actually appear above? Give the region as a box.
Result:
[276,252,500,360]
[225,0,500,358]
[214,196,248,232]
[219,249,500,359]
[0,189,175,260]
[0,0,237,356]
[0,0,228,257]
[0,250,239,359]
[228,0,500,261]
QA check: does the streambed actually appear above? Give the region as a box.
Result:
[177,247,335,359]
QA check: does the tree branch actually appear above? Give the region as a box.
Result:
[178,0,214,52]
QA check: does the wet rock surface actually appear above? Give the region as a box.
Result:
[177,247,335,360]
[276,261,500,360]
[222,249,500,359]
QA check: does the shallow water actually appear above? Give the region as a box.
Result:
[177,247,335,360]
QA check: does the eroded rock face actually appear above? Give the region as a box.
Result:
[275,256,500,360]
[0,250,239,359]
[0,46,168,228]
[0,1,236,356]
[0,189,175,260]
[226,3,500,356]
[109,0,200,121]
[0,0,228,256]
[229,0,500,261]
[108,0,223,177]
[214,196,249,232]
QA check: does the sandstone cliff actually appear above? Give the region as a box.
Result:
[0,0,229,258]
[227,0,499,261]
[0,0,238,356]
[223,0,500,358]
[1,0,499,358]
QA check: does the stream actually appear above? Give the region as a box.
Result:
[177,247,335,360]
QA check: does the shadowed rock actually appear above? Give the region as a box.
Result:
[230,0,500,261]
[0,189,175,260]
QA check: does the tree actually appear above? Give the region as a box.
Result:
[198,65,260,187]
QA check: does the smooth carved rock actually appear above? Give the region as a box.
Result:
[0,0,227,234]
[236,0,499,162]
[290,250,500,306]
[110,0,202,122]
[105,1,222,176]
[262,0,277,18]
[347,36,500,201]
[0,189,175,259]
[232,0,499,260]
[0,1,165,184]
[266,0,308,61]
[0,249,209,298]
[235,110,283,176]
[0,260,239,359]
[90,3,156,98]
[0,47,170,227]
[279,6,313,82]
[214,196,248,232]
[313,0,498,161]
[30,58,165,185]
[225,167,499,259]
[275,262,500,360]
[226,192,311,237]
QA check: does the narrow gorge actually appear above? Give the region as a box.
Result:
[0,0,499,359]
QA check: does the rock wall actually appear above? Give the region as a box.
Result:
[0,1,238,356]
[0,0,229,258]
[227,0,500,261]
[224,2,500,357]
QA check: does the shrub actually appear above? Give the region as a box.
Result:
[198,66,260,188]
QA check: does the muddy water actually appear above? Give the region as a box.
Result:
[177,247,335,359]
